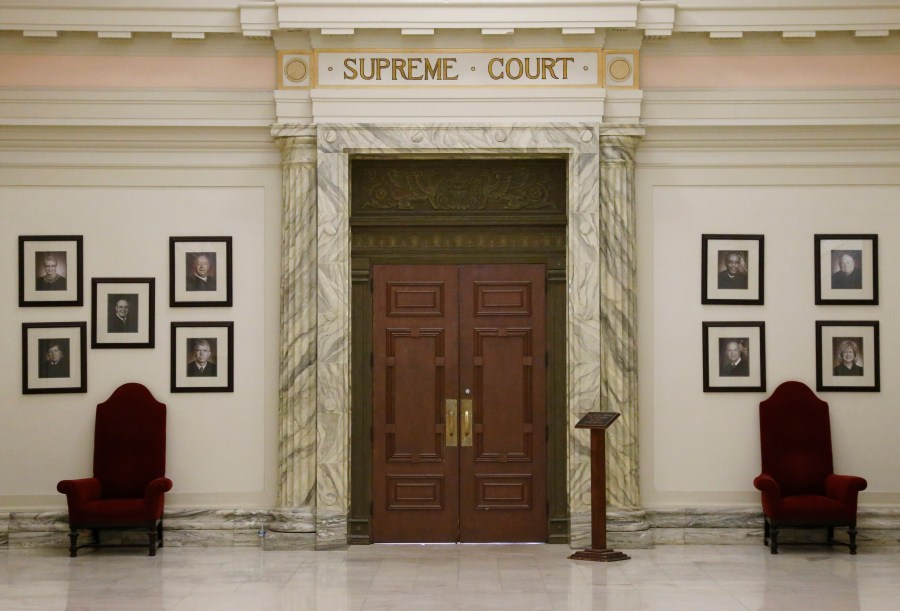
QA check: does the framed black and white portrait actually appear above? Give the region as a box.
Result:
[22,322,87,394]
[169,236,232,307]
[815,234,878,305]
[18,235,83,307]
[171,322,233,392]
[701,235,764,305]
[91,278,155,349]
[816,321,880,392]
[702,321,766,392]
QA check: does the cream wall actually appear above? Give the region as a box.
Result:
[637,126,900,508]
[0,127,283,510]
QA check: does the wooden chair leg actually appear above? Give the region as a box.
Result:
[91,529,101,545]
[68,527,79,558]
[147,523,158,557]
[763,519,770,547]
[770,524,779,554]
[157,520,164,548]
[848,526,859,555]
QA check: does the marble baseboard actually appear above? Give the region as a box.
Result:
[2,506,899,550]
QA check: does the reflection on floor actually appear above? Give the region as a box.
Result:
[1,543,899,610]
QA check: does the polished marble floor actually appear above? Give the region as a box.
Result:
[1,543,898,610]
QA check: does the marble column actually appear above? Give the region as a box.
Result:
[598,126,648,546]
[268,127,318,549]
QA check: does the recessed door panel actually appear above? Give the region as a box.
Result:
[372,264,546,543]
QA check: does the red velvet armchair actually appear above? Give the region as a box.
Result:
[57,383,173,557]
[753,381,867,554]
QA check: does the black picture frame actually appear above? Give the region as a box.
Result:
[169,236,233,307]
[816,321,880,392]
[701,234,764,305]
[18,235,83,307]
[814,234,878,305]
[702,321,766,392]
[91,278,155,349]
[22,322,87,394]
[171,322,234,393]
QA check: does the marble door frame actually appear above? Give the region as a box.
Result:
[316,123,598,549]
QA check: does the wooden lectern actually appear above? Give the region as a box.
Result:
[569,412,630,562]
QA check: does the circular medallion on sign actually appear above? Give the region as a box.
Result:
[608,58,632,82]
[285,59,309,82]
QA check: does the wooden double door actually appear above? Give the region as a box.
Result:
[371,264,548,542]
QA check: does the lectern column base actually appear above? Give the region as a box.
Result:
[568,548,630,562]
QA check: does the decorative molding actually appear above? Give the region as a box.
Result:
[351,158,566,214]
[0,89,275,128]
[641,88,900,127]
[0,2,896,39]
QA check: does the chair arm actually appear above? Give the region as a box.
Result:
[753,474,782,516]
[56,478,101,505]
[753,473,781,496]
[826,474,868,506]
[144,477,173,505]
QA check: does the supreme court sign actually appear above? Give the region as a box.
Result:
[313,49,602,87]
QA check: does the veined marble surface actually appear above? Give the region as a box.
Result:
[3,507,900,549]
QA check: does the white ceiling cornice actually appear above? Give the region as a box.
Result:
[0,1,896,39]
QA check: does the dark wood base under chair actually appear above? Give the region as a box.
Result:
[569,548,630,562]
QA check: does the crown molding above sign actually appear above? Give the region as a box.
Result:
[0,2,896,40]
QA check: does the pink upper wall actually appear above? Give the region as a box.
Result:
[642,54,900,88]
[0,55,275,89]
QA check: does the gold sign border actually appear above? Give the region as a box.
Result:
[311,48,605,89]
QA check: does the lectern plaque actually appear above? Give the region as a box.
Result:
[574,412,620,429]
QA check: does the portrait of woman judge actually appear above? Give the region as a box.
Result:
[34,251,68,291]
[719,338,750,377]
[833,337,864,376]
[185,252,217,292]
[186,338,218,377]
[106,293,139,333]
[717,250,749,290]
[38,338,70,378]
[830,250,862,290]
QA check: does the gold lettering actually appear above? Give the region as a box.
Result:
[559,57,574,79]
[443,57,459,80]
[343,58,358,80]
[392,58,408,81]
[541,58,558,80]
[359,58,375,80]
[488,57,504,80]
[524,57,540,79]
[424,57,441,80]
[375,58,390,80]
[506,57,523,80]
[407,57,423,80]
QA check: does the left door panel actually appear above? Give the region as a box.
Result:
[371,265,460,542]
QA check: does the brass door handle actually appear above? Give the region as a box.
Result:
[445,399,458,446]
[461,399,473,447]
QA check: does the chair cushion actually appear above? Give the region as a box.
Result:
[770,495,856,524]
[72,498,161,524]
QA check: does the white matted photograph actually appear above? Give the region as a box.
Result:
[816,321,880,392]
[702,321,766,392]
[814,234,878,305]
[169,236,232,307]
[91,278,155,349]
[22,322,87,394]
[18,235,83,307]
[701,234,764,305]
[171,322,234,392]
